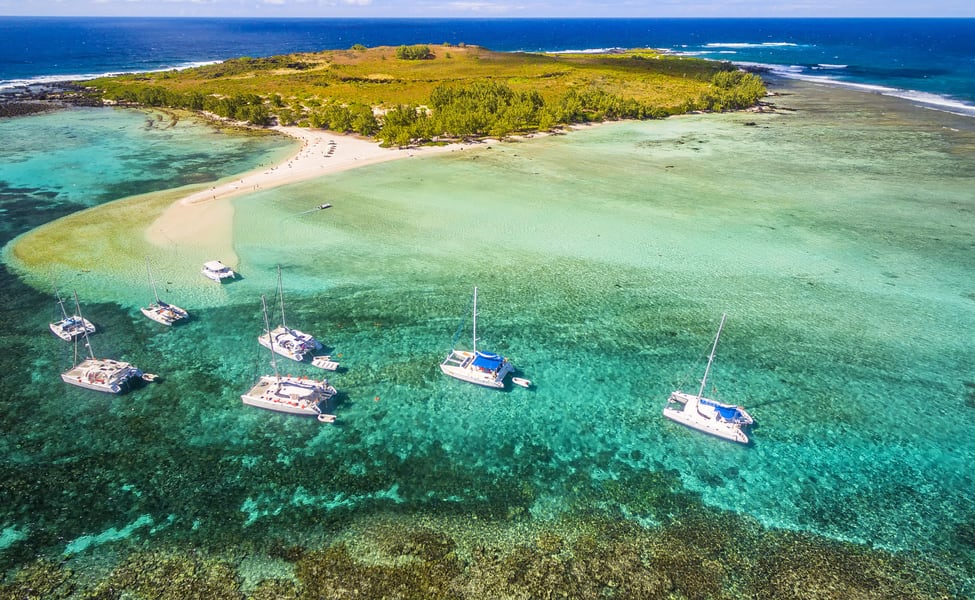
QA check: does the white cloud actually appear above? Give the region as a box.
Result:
[439,1,527,13]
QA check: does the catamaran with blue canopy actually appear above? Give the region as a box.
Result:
[440,287,513,389]
[663,313,754,444]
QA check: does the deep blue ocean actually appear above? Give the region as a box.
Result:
[2,17,975,115]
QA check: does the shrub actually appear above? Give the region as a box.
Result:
[395,45,432,60]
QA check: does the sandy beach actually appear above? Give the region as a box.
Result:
[145,127,468,261]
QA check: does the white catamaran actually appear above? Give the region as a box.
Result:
[663,313,754,444]
[141,257,189,326]
[257,265,323,363]
[440,287,513,389]
[242,295,338,423]
[49,287,96,341]
[61,292,142,394]
[201,260,236,283]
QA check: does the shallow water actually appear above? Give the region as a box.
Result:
[1,80,974,595]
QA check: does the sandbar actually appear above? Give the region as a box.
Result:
[145,127,468,262]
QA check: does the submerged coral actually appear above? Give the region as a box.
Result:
[80,551,241,600]
[0,559,74,600]
[0,512,964,599]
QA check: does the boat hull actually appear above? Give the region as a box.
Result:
[201,261,235,282]
[241,375,336,417]
[141,302,189,326]
[258,325,322,362]
[61,358,140,394]
[440,350,513,389]
[663,391,750,444]
[50,317,96,341]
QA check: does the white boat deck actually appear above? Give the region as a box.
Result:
[241,375,336,419]
[62,358,139,394]
[142,302,189,326]
[663,391,751,444]
[440,350,513,389]
[50,316,96,341]
[258,327,310,362]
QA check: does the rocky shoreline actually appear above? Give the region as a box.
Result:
[0,82,103,118]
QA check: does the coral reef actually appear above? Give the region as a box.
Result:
[0,559,74,600]
[80,551,241,600]
[295,541,461,600]
[0,510,964,599]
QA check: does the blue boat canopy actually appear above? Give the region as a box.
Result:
[472,351,504,371]
[714,404,743,421]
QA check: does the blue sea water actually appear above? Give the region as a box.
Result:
[1,16,974,598]
[2,17,974,114]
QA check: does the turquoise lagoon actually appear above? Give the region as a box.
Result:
[1,80,973,596]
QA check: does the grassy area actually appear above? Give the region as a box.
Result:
[82,44,765,144]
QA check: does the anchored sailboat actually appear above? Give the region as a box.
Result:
[440,287,513,389]
[243,295,337,422]
[141,257,189,326]
[663,313,754,444]
[49,286,96,341]
[61,291,142,394]
[257,265,324,362]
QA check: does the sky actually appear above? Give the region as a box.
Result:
[0,0,972,18]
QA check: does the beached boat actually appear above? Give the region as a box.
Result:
[663,313,754,444]
[141,257,189,326]
[242,295,337,422]
[201,260,236,282]
[258,265,323,362]
[49,287,96,341]
[440,287,513,389]
[60,292,142,394]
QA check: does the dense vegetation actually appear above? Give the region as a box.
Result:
[395,44,433,60]
[82,44,766,146]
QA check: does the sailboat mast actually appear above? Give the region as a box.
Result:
[145,256,161,304]
[72,290,96,361]
[54,286,69,320]
[698,312,727,399]
[277,265,288,330]
[472,287,478,354]
[261,295,281,380]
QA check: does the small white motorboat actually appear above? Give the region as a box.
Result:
[312,355,340,371]
[512,377,533,388]
[318,203,332,210]
[201,260,236,283]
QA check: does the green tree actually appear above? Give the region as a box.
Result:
[395,45,432,60]
[700,69,766,111]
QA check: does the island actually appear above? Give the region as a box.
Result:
[80,43,767,145]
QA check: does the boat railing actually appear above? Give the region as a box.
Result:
[441,351,468,367]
